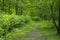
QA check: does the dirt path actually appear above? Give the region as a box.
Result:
[13,24,47,40]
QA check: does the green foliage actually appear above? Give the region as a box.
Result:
[0,0,59,20]
[0,13,32,40]
[6,21,35,40]
[0,37,4,40]
[38,20,57,35]
[0,27,4,36]
[0,0,59,40]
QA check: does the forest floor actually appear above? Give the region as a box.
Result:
[12,23,60,40]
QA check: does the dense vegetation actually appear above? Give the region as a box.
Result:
[0,0,59,40]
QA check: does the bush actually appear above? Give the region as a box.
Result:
[0,14,31,39]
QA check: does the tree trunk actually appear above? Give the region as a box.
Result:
[57,0,60,35]
[50,1,58,29]
[1,0,4,11]
[20,6,23,15]
[15,0,18,14]
[50,0,60,35]
[8,0,11,14]
[51,0,60,35]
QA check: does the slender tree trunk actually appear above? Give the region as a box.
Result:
[59,0,60,24]
[8,0,11,14]
[51,0,58,29]
[1,0,4,11]
[51,0,60,35]
[20,6,23,15]
[15,0,18,14]
[57,0,60,35]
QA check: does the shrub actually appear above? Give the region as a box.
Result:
[0,14,31,40]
